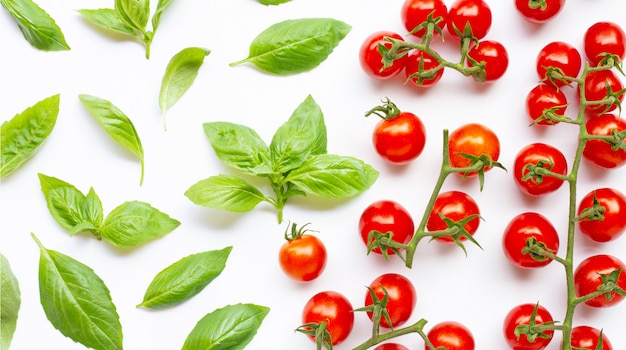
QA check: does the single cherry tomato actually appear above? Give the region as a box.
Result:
[359,200,415,255]
[577,188,626,243]
[360,31,409,80]
[514,0,565,23]
[574,254,626,308]
[405,49,445,88]
[525,84,568,126]
[579,69,624,116]
[364,273,416,328]
[584,21,626,66]
[446,0,492,40]
[426,321,475,350]
[566,325,613,350]
[503,303,554,350]
[513,143,568,196]
[448,123,501,177]
[401,0,448,37]
[374,344,409,350]
[301,291,354,345]
[583,114,626,168]
[278,223,327,282]
[467,40,509,82]
[536,41,582,86]
[426,190,480,243]
[502,212,560,268]
[372,111,427,164]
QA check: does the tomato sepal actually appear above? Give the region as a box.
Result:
[296,322,334,350]
[366,230,408,263]
[450,151,506,191]
[429,212,483,255]
[513,303,557,344]
[353,286,394,337]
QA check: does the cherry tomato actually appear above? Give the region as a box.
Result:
[446,0,492,40]
[448,123,501,177]
[513,143,568,196]
[301,291,354,345]
[583,113,626,168]
[525,84,568,126]
[405,49,445,88]
[359,200,415,255]
[503,303,554,350]
[427,190,480,243]
[566,325,613,350]
[536,41,582,86]
[360,31,409,80]
[584,21,626,66]
[372,111,427,164]
[364,273,416,328]
[467,40,509,82]
[580,69,624,116]
[577,188,626,243]
[401,0,448,37]
[502,212,560,269]
[375,344,409,350]
[574,254,626,308]
[514,0,565,23]
[426,321,475,350]
[278,224,327,282]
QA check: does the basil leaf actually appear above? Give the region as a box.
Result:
[138,246,232,309]
[1,253,20,350]
[285,154,379,198]
[77,8,137,36]
[32,234,123,350]
[38,173,103,236]
[114,0,149,32]
[78,94,145,185]
[203,122,272,175]
[258,0,292,5]
[151,0,174,34]
[0,0,70,51]
[182,303,269,350]
[185,174,266,212]
[270,94,327,173]
[230,18,351,75]
[99,200,180,248]
[1,94,59,178]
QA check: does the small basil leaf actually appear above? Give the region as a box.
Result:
[258,0,292,5]
[78,94,145,185]
[185,174,266,212]
[99,201,180,248]
[1,253,21,350]
[230,18,351,75]
[151,0,174,34]
[32,234,123,350]
[77,8,136,36]
[1,94,59,178]
[285,154,379,198]
[138,246,232,309]
[114,0,149,31]
[182,303,269,350]
[1,0,70,51]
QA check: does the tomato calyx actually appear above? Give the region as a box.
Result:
[521,237,559,263]
[531,104,570,126]
[354,287,393,337]
[407,10,446,43]
[284,221,316,241]
[428,212,483,255]
[521,158,568,184]
[451,151,506,190]
[541,65,576,87]
[528,0,548,11]
[296,322,334,350]
[576,269,626,306]
[366,230,409,262]
[514,303,557,344]
[575,192,606,223]
[365,97,402,120]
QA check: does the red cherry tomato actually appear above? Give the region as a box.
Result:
[583,114,626,168]
[513,143,568,196]
[580,69,624,116]
[446,0,492,40]
[372,111,427,164]
[360,31,409,80]
[574,254,626,308]
[374,344,409,350]
[359,200,415,255]
[577,188,626,243]
[502,212,560,268]
[536,41,582,86]
[467,40,509,82]
[503,303,554,350]
[566,325,613,350]
[426,321,475,350]
[401,0,448,37]
[301,291,354,345]
[405,49,445,88]
[514,0,565,23]
[448,123,501,177]
[278,224,327,282]
[427,190,480,243]
[584,21,626,66]
[525,84,568,126]
[364,273,416,328]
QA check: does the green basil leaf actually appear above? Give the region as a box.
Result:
[77,8,137,36]
[151,0,174,34]
[138,246,232,309]
[203,122,272,175]
[78,94,145,185]
[182,303,269,350]
[258,0,292,5]
[99,200,180,248]
[230,18,351,75]
[32,234,123,350]
[270,94,327,173]
[38,173,103,235]
[185,174,266,212]
[1,253,21,350]
[114,0,149,31]
[1,94,59,178]
[285,154,379,198]
[0,0,70,51]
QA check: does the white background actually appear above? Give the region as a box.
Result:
[1,0,626,349]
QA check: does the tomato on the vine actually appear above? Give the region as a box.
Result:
[374,344,409,350]
[580,69,624,116]
[401,0,448,37]
[372,110,427,164]
[364,273,416,328]
[278,223,327,282]
[360,31,409,80]
[536,41,582,86]
[574,254,626,308]
[446,0,492,40]
[426,321,475,350]
[567,326,613,350]
[405,49,445,88]
[448,123,501,177]
[513,143,568,196]
[514,0,565,23]
[525,83,568,126]
[301,291,354,346]
[467,40,509,82]
[583,113,626,168]
[359,200,415,255]
[427,190,480,243]
[577,187,626,243]
[584,21,626,66]
[502,212,560,269]
[503,303,554,350]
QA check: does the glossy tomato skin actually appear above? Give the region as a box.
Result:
[364,273,416,328]
[359,200,415,255]
[279,234,327,282]
[448,123,500,177]
[525,84,568,126]
[446,0,492,40]
[577,188,626,243]
[584,21,626,66]
[503,303,554,350]
[514,0,565,23]
[373,112,427,164]
[583,114,626,168]
[574,254,626,307]
[566,326,613,350]
[427,190,480,243]
[513,143,568,196]
[502,212,559,268]
[374,344,409,350]
[536,41,582,86]
[405,50,444,88]
[467,40,509,82]
[401,0,448,37]
[580,69,624,116]
[360,31,409,80]
[426,321,475,350]
[302,291,354,345]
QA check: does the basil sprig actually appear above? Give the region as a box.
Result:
[0,0,70,51]
[1,253,20,350]
[185,95,379,222]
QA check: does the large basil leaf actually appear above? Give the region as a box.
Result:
[1,94,59,178]
[230,18,351,75]
[114,0,149,31]
[182,303,269,350]
[32,234,123,350]
[1,253,20,350]
[0,0,70,51]
[77,8,136,36]
[258,0,292,5]
[185,174,266,213]
[138,246,232,309]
